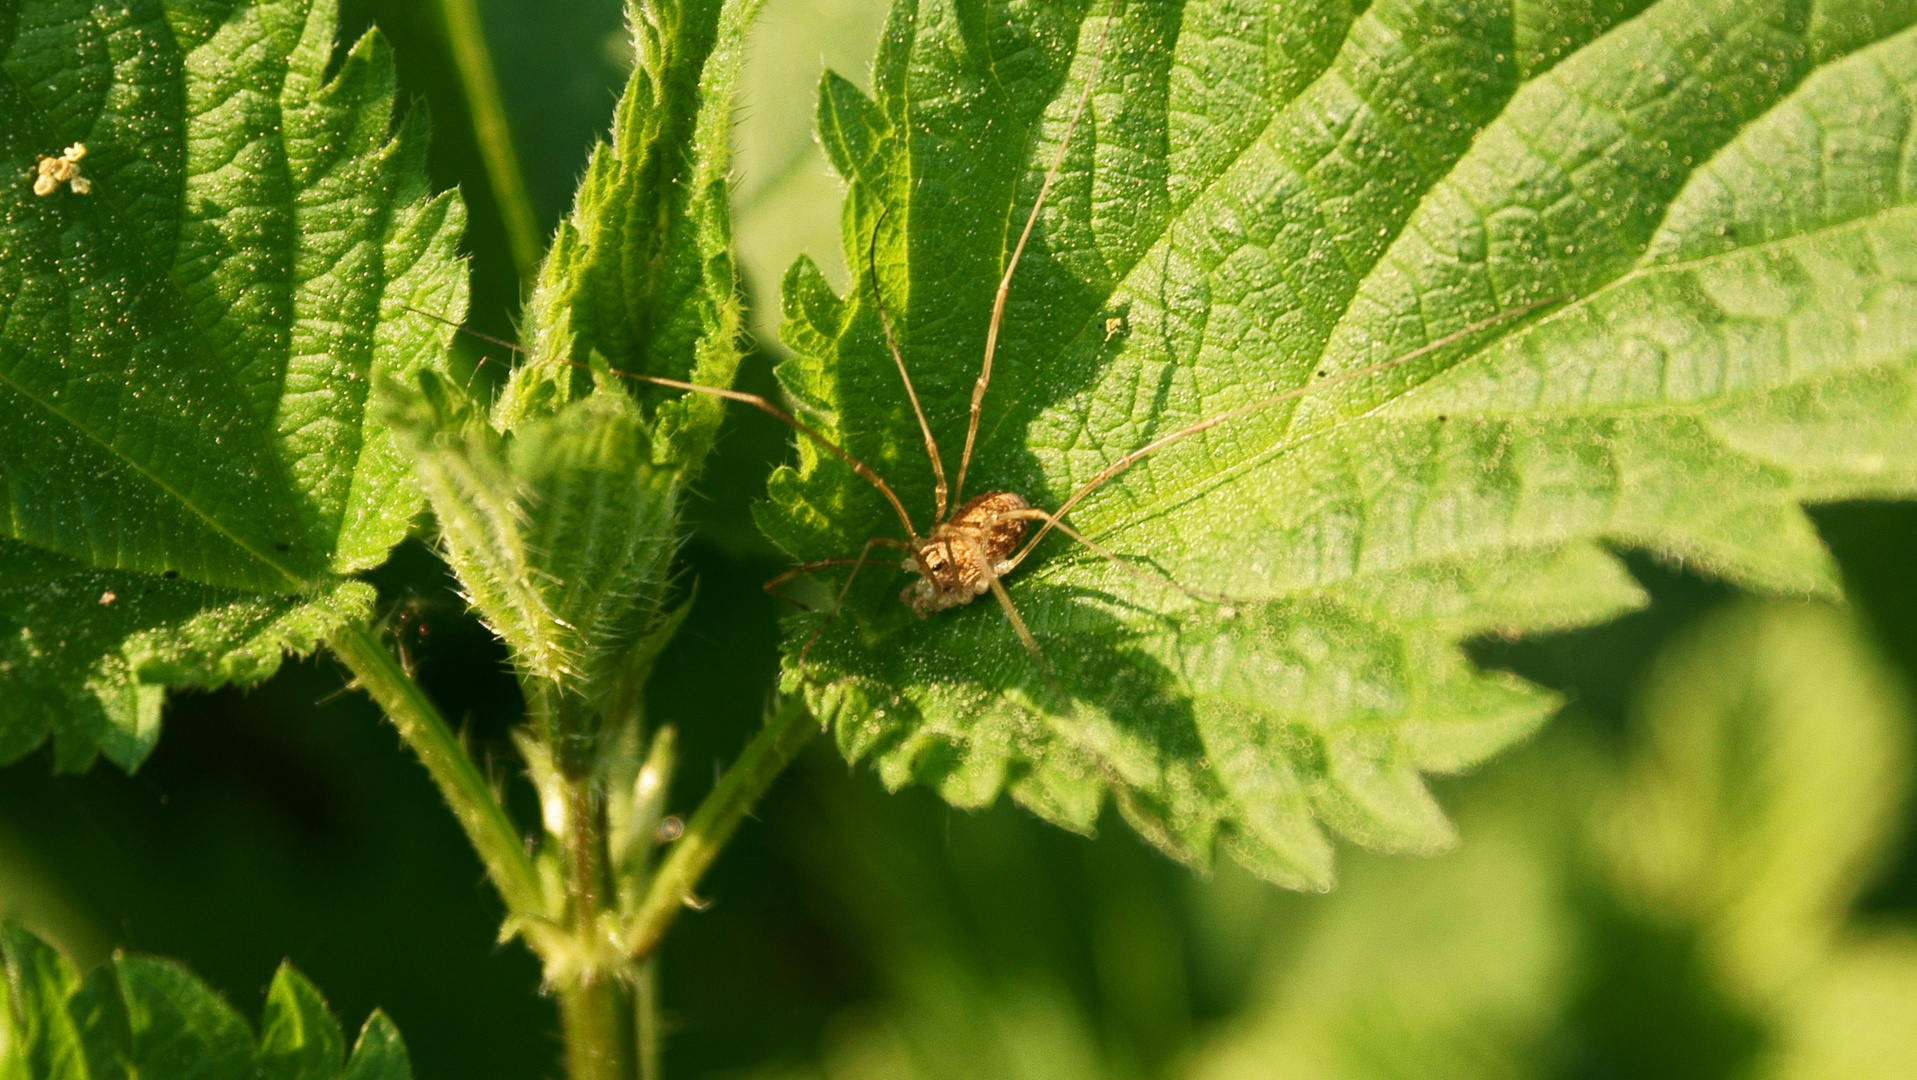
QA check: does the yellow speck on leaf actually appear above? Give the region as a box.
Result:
[33,142,91,196]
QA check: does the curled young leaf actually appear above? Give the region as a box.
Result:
[384,372,680,771]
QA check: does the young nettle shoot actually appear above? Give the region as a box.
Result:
[417,12,1567,706]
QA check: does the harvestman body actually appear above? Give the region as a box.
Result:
[428,9,1565,701]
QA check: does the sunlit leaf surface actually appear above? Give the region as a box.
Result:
[0,0,464,767]
[764,0,1917,883]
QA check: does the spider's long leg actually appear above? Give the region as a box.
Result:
[1004,295,1571,571]
[398,303,925,544]
[867,208,950,522]
[952,2,1119,507]
[630,375,925,545]
[764,557,879,608]
[968,539,1073,717]
[796,536,919,669]
[993,507,1247,604]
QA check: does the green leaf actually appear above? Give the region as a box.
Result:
[757,601,1917,1080]
[384,371,679,770]
[499,0,765,469]
[0,537,374,771]
[0,0,465,767]
[0,924,412,1080]
[763,0,1917,882]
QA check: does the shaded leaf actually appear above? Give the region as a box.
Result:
[0,924,410,1080]
[0,538,374,771]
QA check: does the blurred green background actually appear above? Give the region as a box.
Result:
[3,2,1915,1077]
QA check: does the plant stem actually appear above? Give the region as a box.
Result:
[624,698,816,959]
[566,782,606,927]
[556,770,633,1080]
[558,976,632,1080]
[635,957,662,1080]
[329,623,546,919]
[433,0,543,283]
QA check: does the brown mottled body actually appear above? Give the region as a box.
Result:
[904,492,1029,616]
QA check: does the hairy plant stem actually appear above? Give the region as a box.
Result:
[566,782,606,932]
[558,975,633,1080]
[625,697,817,959]
[432,0,542,282]
[558,774,634,1080]
[328,623,545,919]
[635,957,662,1080]
[335,624,812,1076]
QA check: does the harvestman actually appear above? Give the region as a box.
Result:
[426,12,1566,702]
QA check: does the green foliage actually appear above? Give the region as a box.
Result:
[1602,600,1914,1019]
[499,0,764,468]
[391,0,764,754]
[385,372,680,771]
[1193,602,1917,1080]
[370,2,773,1035]
[757,600,1917,1080]
[0,0,464,769]
[0,924,410,1080]
[0,538,373,770]
[763,0,1917,883]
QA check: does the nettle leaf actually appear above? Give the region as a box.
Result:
[0,537,373,771]
[763,0,1917,886]
[498,0,764,467]
[0,0,464,768]
[0,924,411,1080]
